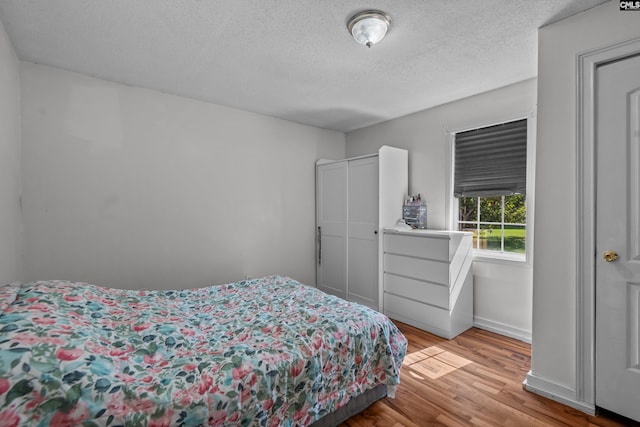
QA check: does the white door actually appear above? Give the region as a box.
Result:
[595,53,640,421]
[347,156,379,309]
[316,161,348,299]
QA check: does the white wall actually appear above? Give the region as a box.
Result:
[20,63,345,290]
[0,18,22,285]
[346,79,536,341]
[528,0,640,410]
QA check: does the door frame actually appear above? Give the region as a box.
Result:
[577,36,640,413]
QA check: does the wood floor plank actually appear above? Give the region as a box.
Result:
[341,321,638,427]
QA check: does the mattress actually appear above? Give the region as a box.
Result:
[0,275,406,426]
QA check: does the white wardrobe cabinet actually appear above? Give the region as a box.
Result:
[316,146,408,311]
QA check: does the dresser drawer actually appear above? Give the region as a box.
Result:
[384,233,450,261]
[384,253,449,285]
[383,273,449,309]
[384,293,451,334]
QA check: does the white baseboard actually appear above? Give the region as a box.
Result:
[524,371,596,415]
[473,316,532,343]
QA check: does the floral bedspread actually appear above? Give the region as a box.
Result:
[0,276,406,426]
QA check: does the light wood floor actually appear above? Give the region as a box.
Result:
[341,321,637,426]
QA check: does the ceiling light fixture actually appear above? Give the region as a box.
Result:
[347,10,391,48]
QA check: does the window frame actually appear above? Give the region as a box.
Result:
[446,112,536,264]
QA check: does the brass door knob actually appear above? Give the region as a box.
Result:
[603,250,618,262]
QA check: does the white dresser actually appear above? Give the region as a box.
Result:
[383,228,473,339]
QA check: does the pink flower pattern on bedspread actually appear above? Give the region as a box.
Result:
[0,276,406,426]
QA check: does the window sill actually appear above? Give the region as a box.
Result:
[471,250,528,265]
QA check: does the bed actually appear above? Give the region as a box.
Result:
[0,275,406,426]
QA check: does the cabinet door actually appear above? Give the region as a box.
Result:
[348,156,379,308]
[316,161,348,299]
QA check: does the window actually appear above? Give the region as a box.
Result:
[453,118,528,257]
[458,195,526,254]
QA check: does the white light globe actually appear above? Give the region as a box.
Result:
[348,11,391,48]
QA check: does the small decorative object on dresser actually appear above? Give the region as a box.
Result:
[383,227,474,339]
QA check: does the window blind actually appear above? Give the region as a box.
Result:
[454,118,527,197]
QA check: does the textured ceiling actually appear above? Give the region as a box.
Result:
[0,0,608,132]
